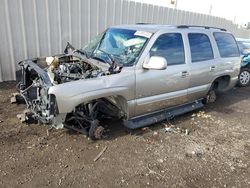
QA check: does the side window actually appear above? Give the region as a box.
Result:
[150,33,185,65]
[188,33,214,62]
[213,32,240,57]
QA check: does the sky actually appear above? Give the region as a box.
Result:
[132,0,249,25]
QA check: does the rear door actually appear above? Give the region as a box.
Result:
[187,32,215,101]
[212,32,241,83]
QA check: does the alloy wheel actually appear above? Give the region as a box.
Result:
[239,70,250,86]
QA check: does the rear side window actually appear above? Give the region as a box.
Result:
[213,32,240,57]
[188,33,214,62]
[150,33,185,65]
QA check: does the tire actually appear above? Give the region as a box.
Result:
[238,68,250,87]
[205,89,217,104]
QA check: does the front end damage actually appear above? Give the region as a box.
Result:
[13,54,123,139]
[12,27,149,139]
[15,59,56,125]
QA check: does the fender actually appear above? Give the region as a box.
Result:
[48,77,131,114]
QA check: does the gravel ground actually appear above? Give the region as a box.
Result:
[0,81,250,188]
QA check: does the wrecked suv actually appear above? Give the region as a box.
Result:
[13,24,241,139]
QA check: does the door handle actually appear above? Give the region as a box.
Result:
[181,71,189,77]
[210,66,216,71]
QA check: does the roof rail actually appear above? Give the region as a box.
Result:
[177,25,226,31]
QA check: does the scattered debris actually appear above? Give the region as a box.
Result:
[133,127,151,136]
[16,109,33,123]
[185,129,190,135]
[157,159,164,163]
[10,93,19,104]
[17,113,26,123]
[141,127,152,134]
[192,111,213,120]
[164,124,191,135]
[59,179,62,186]
[165,127,176,133]
[185,147,204,158]
[147,163,167,181]
[46,127,53,136]
[94,146,108,162]
[153,131,158,136]
[142,127,150,131]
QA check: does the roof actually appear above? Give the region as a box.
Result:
[111,24,227,33]
[111,24,176,33]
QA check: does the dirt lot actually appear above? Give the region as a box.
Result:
[0,81,250,188]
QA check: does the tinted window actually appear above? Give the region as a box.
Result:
[188,33,214,62]
[214,32,239,57]
[150,33,185,65]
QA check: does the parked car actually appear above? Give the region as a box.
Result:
[13,25,241,139]
[236,38,250,86]
[236,38,250,55]
[238,54,250,86]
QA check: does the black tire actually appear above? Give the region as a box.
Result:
[238,68,250,87]
[205,89,217,104]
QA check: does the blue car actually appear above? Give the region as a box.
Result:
[236,38,250,86]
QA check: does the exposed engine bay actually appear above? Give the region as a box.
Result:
[33,54,121,85]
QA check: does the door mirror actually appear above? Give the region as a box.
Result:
[143,56,167,70]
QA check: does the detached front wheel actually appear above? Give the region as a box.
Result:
[238,68,250,87]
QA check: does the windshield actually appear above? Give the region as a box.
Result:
[82,28,150,66]
[82,32,104,56]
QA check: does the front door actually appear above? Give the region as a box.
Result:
[135,33,190,117]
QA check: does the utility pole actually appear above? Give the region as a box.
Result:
[175,0,178,9]
[209,4,213,15]
[233,16,236,23]
[170,0,178,9]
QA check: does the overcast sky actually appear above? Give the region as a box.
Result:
[132,0,249,24]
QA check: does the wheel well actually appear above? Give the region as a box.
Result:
[101,95,128,119]
[72,95,128,120]
[212,75,231,92]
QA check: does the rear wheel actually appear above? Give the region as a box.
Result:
[205,89,217,104]
[238,68,250,87]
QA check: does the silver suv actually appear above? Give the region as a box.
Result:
[14,24,241,139]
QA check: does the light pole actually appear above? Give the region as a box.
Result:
[175,0,178,9]
[170,0,178,9]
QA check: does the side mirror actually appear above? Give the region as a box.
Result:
[143,56,167,70]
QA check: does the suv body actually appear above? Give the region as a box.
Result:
[15,24,241,139]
